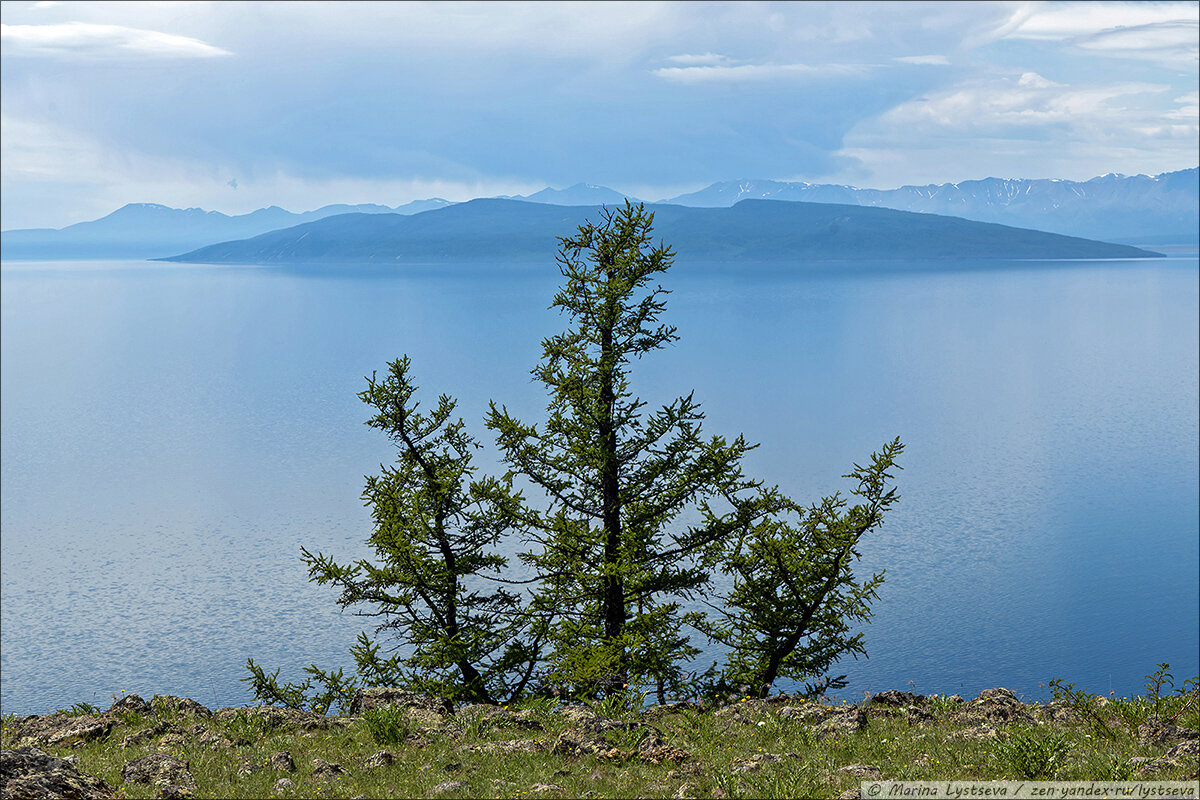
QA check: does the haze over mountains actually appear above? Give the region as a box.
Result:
[0,168,1193,262]
[162,198,1157,266]
[0,198,451,260]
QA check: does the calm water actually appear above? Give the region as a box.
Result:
[2,255,1197,714]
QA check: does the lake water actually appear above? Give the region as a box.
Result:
[2,254,1197,714]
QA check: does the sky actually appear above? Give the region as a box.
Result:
[1,0,1197,230]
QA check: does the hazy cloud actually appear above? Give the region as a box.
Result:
[1073,20,1199,68]
[663,52,733,66]
[653,61,869,83]
[1002,1,1196,40]
[0,21,232,59]
[894,55,951,65]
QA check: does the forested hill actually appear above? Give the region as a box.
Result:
[161,198,1160,265]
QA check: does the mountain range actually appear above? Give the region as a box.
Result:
[160,198,1157,266]
[0,198,451,260]
[666,168,1198,244]
[0,169,1193,261]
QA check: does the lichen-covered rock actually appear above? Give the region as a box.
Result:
[552,729,623,760]
[870,691,924,707]
[121,753,197,792]
[731,752,790,774]
[1137,720,1200,747]
[838,764,881,779]
[954,688,1033,726]
[779,703,833,723]
[154,785,195,799]
[9,713,116,749]
[0,747,115,800]
[815,708,867,740]
[274,777,296,793]
[108,694,153,716]
[270,750,297,772]
[349,688,453,716]
[212,705,338,733]
[311,758,345,777]
[713,699,774,723]
[149,697,211,718]
[362,750,395,769]
[120,721,183,748]
[636,728,689,764]
[155,733,188,750]
[428,779,468,795]
[949,724,1000,741]
[465,739,546,755]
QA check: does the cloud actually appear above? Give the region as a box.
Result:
[893,55,951,65]
[830,69,1196,187]
[663,52,734,66]
[871,72,1167,129]
[653,61,869,83]
[1073,20,1199,68]
[979,1,1199,68]
[0,113,546,229]
[0,21,232,59]
[1001,1,1197,40]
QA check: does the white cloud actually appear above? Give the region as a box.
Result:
[893,55,951,65]
[0,21,232,59]
[664,52,733,66]
[874,73,1167,128]
[1002,1,1196,40]
[653,61,869,83]
[1073,20,1199,68]
[829,69,1197,188]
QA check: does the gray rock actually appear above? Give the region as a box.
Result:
[120,721,183,748]
[274,777,296,793]
[121,753,197,792]
[838,764,882,779]
[9,713,116,748]
[149,697,212,718]
[311,758,345,777]
[212,705,335,733]
[362,750,395,769]
[779,703,832,723]
[731,752,789,774]
[270,750,297,772]
[552,729,623,760]
[955,688,1032,726]
[108,694,153,716]
[1137,720,1200,747]
[870,691,924,707]
[349,688,453,716]
[815,708,868,740]
[428,780,468,795]
[0,747,116,800]
[636,728,689,764]
[154,785,195,799]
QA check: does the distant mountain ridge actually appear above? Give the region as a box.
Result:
[2,169,1193,261]
[161,198,1158,266]
[0,198,451,260]
[663,168,1198,243]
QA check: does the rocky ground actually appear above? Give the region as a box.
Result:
[2,686,1197,799]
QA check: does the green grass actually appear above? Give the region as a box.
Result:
[3,680,1197,799]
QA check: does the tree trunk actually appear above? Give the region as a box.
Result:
[599,282,626,686]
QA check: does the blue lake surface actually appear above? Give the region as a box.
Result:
[2,254,1197,714]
